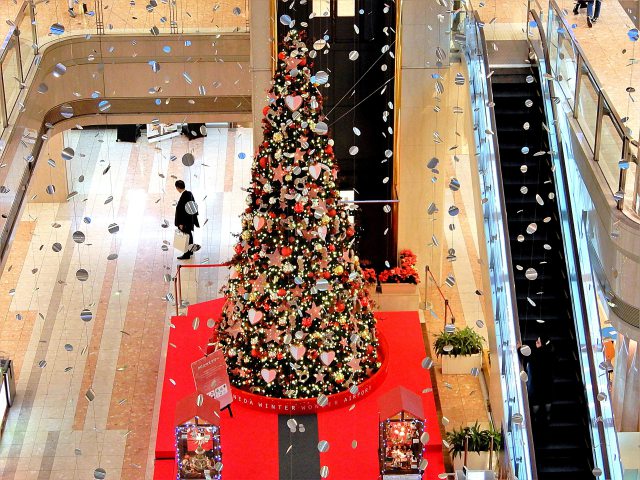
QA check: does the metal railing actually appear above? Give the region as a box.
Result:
[527,3,624,478]
[172,263,230,316]
[0,1,37,130]
[464,11,537,480]
[0,0,250,138]
[534,0,640,214]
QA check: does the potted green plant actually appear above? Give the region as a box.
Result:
[433,326,483,374]
[445,423,501,471]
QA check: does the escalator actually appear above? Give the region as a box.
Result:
[492,67,595,479]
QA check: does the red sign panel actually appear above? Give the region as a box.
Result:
[191,349,233,409]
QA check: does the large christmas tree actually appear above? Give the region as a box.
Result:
[216,30,380,399]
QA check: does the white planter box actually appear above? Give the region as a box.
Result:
[441,352,482,375]
[380,283,419,295]
[452,451,496,471]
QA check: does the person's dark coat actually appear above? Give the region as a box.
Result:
[174,190,200,233]
[523,339,554,406]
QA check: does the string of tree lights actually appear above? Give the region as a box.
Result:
[215,29,380,399]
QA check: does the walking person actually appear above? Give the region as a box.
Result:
[572,0,588,14]
[586,0,603,27]
[174,180,200,260]
[68,0,77,17]
[520,334,555,425]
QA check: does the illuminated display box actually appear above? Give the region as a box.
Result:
[378,387,427,480]
[174,394,222,480]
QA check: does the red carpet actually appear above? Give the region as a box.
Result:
[154,301,443,479]
[155,298,279,479]
[316,311,445,479]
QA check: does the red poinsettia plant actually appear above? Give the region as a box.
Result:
[378,249,420,284]
[361,268,378,285]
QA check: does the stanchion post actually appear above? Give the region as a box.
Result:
[444,299,449,329]
[173,275,179,317]
[177,265,183,308]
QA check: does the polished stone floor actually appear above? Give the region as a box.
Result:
[0,126,250,479]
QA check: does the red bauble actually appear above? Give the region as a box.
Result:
[323,271,331,279]
[259,157,268,168]
[366,345,374,354]
[281,246,292,257]
[299,58,306,66]
[277,288,286,297]
[276,353,283,360]
[262,141,269,147]
[268,212,276,219]
[346,227,355,237]
[325,145,333,154]
[335,301,345,313]
[294,203,304,213]
[262,106,269,116]
[328,244,336,252]
[328,208,337,217]
[302,318,312,327]
[251,349,258,357]
[234,244,242,254]
[278,52,286,60]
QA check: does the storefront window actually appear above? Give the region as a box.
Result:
[312,0,330,16]
[312,0,356,17]
[337,0,356,16]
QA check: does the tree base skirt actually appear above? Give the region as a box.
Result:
[230,335,389,413]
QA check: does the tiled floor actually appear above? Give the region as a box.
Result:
[0,127,250,479]
[0,123,493,478]
[1,0,249,43]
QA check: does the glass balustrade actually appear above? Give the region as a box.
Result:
[545,0,638,213]
[0,0,250,143]
[528,4,624,479]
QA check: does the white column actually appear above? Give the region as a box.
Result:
[250,0,274,151]
[621,340,639,431]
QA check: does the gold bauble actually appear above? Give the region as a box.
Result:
[333,265,344,275]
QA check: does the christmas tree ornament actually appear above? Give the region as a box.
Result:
[215,29,380,399]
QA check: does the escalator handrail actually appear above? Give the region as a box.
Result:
[470,11,538,479]
[527,7,623,479]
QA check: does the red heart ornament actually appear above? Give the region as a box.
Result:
[261,369,277,383]
[290,345,306,361]
[285,95,303,111]
[248,309,263,325]
[320,351,336,366]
